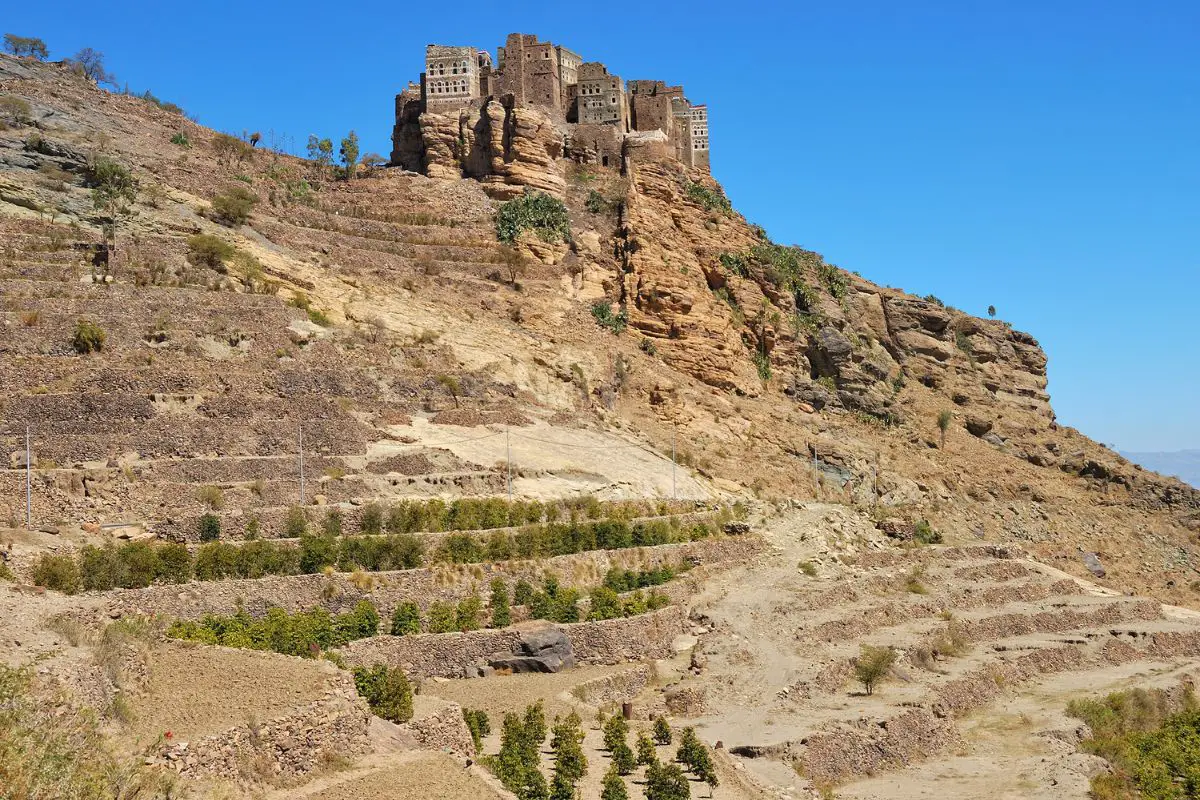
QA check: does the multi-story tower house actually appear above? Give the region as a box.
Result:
[493,34,581,116]
[576,63,629,128]
[422,45,486,113]
[689,104,709,170]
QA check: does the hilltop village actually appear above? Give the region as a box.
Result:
[391,33,709,182]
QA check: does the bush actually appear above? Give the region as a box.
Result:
[645,760,691,800]
[426,602,457,634]
[653,716,672,745]
[210,185,258,226]
[1068,687,1200,800]
[591,302,627,334]
[635,730,657,765]
[854,644,897,695]
[489,578,512,628]
[360,502,384,535]
[31,554,80,594]
[914,519,942,545]
[683,180,731,213]
[495,189,571,244]
[198,513,221,542]
[464,707,491,752]
[170,131,190,148]
[167,601,381,657]
[352,664,413,722]
[0,95,32,127]
[390,601,422,636]
[284,506,308,537]
[186,233,234,268]
[71,319,105,354]
[601,763,630,800]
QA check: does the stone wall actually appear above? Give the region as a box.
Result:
[339,605,687,677]
[401,696,476,756]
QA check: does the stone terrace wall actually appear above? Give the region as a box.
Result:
[340,605,687,678]
[104,537,759,622]
[157,670,371,779]
[401,697,476,756]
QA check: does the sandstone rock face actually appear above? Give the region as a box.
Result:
[399,96,565,198]
[615,162,1054,426]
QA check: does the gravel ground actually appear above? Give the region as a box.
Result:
[301,752,505,800]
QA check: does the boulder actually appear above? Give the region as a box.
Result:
[488,628,576,674]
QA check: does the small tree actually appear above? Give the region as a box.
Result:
[645,760,690,800]
[489,577,512,627]
[987,304,996,318]
[360,502,384,535]
[3,34,49,60]
[249,131,261,147]
[352,664,413,722]
[611,737,636,775]
[936,409,953,450]
[360,152,386,176]
[524,699,548,749]
[636,730,657,765]
[88,157,137,273]
[550,711,587,789]
[306,134,333,178]
[198,513,221,542]
[854,644,897,695]
[427,602,456,633]
[455,594,483,631]
[653,716,673,745]
[68,48,116,86]
[390,601,422,635]
[339,130,359,180]
[602,712,628,753]
[600,763,629,800]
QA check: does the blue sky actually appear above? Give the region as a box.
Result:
[7,1,1198,451]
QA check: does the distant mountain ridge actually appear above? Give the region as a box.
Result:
[1123,450,1200,489]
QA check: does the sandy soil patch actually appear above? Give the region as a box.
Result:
[126,643,334,745]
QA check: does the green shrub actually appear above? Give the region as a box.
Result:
[635,730,656,765]
[31,553,80,594]
[718,252,749,277]
[186,233,234,268]
[585,189,609,214]
[298,534,338,573]
[426,602,456,634]
[489,578,512,628]
[360,502,384,535]
[463,708,491,752]
[591,302,627,334]
[170,131,190,148]
[209,185,258,225]
[198,512,221,542]
[321,509,343,537]
[854,644,897,695]
[644,760,691,800]
[495,190,570,244]
[390,601,422,636]
[683,180,731,213]
[71,319,105,354]
[167,601,381,657]
[914,519,942,545]
[284,506,308,537]
[333,600,379,644]
[601,763,630,799]
[455,595,483,632]
[653,716,672,745]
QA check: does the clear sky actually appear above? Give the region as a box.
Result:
[6,1,1198,451]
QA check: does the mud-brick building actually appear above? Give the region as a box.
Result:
[393,32,711,174]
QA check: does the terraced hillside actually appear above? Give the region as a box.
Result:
[2,50,1199,800]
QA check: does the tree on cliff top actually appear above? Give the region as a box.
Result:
[3,34,49,60]
[340,130,359,180]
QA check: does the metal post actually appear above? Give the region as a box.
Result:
[298,424,305,505]
[506,429,512,502]
[25,425,31,529]
[671,427,677,501]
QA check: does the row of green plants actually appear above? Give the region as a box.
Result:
[203,496,700,540]
[31,516,716,594]
[165,601,380,657]
[165,566,684,654]
[717,240,849,310]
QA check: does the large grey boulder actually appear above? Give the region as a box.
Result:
[488,629,576,674]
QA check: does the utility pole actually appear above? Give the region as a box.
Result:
[506,428,512,502]
[671,426,677,501]
[298,423,305,505]
[25,425,31,529]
